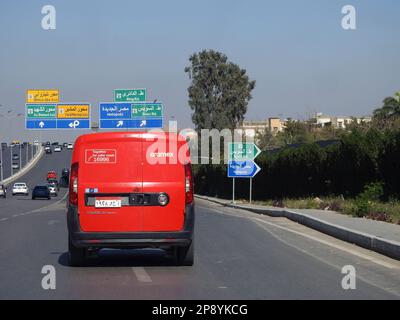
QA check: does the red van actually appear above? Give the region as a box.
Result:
[47,171,57,181]
[67,132,194,266]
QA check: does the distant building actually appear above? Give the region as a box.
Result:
[241,120,269,138]
[268,118,285,133]
[314,113,372,129]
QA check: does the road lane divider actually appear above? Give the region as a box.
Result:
[132,267,152,283]
[1,191,69,221]
[201,203,400,270]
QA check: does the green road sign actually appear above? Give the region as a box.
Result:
[131,103,163,118]
[229,142,261,161]
[26,104,57,118]
[114,89,147,102]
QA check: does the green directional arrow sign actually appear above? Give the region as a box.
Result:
[229,142,261,161]
[131,103,163,118]
[114,89,147,102]
[26,104,57,118]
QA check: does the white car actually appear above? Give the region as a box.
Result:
[54,146,62,152]
[47,184,58,197]
[12,163,20,169]
[67,143,73,150]
[34,140,40,146]
[12,183,29,196]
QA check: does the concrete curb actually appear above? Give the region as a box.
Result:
[2,147,44,186]
[195,195,400,261]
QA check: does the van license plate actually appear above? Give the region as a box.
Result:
[95,199,122,208]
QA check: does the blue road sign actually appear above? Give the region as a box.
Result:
[25,103,91,130]
[26,119,57,129]
[100,103,132,119]
[99,102,163,129]
[57,119,90,129]
[228,160,261,178]
[100,118,163,129]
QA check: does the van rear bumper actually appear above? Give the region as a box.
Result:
[70,233,192,248]
[67,204,195,249]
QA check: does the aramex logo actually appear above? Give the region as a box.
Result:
[150,152,174,158]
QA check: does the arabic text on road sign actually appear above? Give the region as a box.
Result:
[26,89,59,103]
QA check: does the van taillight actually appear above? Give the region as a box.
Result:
[184,163,194,204]
[69,162,79,206]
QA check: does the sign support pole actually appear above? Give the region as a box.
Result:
[10,145,12,175]
[249,178,252,204]
[232,178,235,204]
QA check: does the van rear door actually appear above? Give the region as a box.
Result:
[78,134,143,232]
[141,133,186,232]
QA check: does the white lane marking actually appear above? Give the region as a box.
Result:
[253,218,400,298]
[252,217,399,270]
[132,267,152,283]
[205,205,400,270]
[29,191,69,213]
[0,192,69,223]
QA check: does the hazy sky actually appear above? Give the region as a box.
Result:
[0,0,399,141]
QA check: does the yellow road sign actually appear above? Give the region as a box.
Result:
[57,104,90,119]
[27,89,59,103]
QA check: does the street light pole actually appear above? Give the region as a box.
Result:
[19,145,22,170]
[10,144,13,175]
[0,108,23,177]
[0,146,3,182]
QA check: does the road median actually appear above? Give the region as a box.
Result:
[196,195,400,261]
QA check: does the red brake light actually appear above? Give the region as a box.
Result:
[69,162,79,206]
[184,163,194,204]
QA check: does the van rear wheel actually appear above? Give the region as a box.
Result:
[68,237,87,267]
[175,240,194,266]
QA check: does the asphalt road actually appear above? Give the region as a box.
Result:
[0,144,38,181]
[0,150,400,299]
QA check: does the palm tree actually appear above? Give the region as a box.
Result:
[373,93,400,120]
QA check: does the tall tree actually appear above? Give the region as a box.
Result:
[373,91,400,128]
[185,50,255,131]
[279,120,311,145]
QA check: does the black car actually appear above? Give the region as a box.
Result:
[60,168,70,187]
[32,186,51,200]
[45,148,52,154]
[63,143,68,148]
[61,168,69,178]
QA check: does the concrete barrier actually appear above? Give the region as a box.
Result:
[196,195,400,261]
[2,147,44,186]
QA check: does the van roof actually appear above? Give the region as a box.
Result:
[75,131,187,142]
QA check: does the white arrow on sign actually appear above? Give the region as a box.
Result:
[69,120,80,128]
[117,120,124,127]
[140,120,147,127]
[39,121,45,128]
